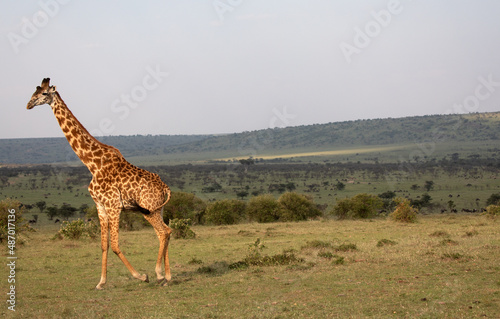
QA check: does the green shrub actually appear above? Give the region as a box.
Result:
[278,192,322,222]
[376,239,397,247]
[335,243,358,252]
[483,205,500,218]
[302,240,332,249]
[0,198,34,244]
[330,198,352,220]
[169,218,196,239]
[229,238,304,268]
[163,192,206,224]
[246,194,282,223]
[317,251,335,259]
[55,219,99,240]
[390,198,418,223]
[429,230,450,237]
[205,199,246,225]
[331,193,383,219]
[333,256,345,265]
[486,193,500,206]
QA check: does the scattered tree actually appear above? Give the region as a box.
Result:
[58,203,77,220]
[46,206,59,220]
[335,181,346,191]
[424,181,434,192]
[34,200,47,214]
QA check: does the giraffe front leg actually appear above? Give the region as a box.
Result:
[96,212,109,290]
[109,214,149,284]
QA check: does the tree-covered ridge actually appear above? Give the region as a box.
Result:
[0,134,208,164]
[1,112,499,164]
[176,112,500,153]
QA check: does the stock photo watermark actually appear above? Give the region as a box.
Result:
[213,0,244,21]
[90,65,169,136]
[340,0,407,64]
[7,0,71,54]
[6,208,17,312]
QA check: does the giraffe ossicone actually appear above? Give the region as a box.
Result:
[27,78,173,289]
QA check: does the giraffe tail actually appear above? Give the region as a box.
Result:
[152,185,172,212]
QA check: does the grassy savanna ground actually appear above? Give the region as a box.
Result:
[3,214,500,318]
[2,161,499,213]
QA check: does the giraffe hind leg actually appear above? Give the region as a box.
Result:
[143,210,171,285]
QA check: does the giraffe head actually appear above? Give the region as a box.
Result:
[27,78,57,109]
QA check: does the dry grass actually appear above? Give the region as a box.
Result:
[2,214,500,318]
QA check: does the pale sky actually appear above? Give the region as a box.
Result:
[1,0,500,139]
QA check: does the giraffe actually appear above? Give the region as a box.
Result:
[27,78,172,289]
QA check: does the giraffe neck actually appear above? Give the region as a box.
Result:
[49,92,122,175]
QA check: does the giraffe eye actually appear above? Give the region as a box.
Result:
[42,93,48,96]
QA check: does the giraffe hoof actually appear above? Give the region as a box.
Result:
[95,285,105,290]
[142,274,149,283]
[157,278,168,286]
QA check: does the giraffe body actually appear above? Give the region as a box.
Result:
[27,78,172,289]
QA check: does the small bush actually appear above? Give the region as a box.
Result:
[0,198,34,244]
[196,262,229,275]
[483,205,500,218]
[464,230,479,237]
[229,239,304,269]
[333,256,345,265]
[390,198,418,223]
[439,239,458,246]
[278,192,322,222]
[430,230,450,237]
[486,193,500,206]
[246,194,282,223]
[205,199,246,225]
[442,252,469,260]
[330,193,383,219]
[188,257,203,265]
[302,240,332,249]
[242,249,303,267]
[376,239,397,247]
[317,251,334,259]
[335,243,358,252]
[169,218,196,239]
[55,219,99,240]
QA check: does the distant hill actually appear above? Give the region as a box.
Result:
[0,135,208,165]
[1,112,499,165]
[166,112,500,155]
